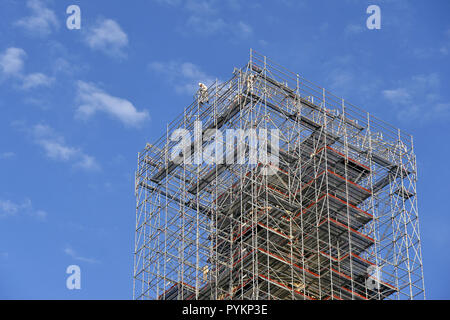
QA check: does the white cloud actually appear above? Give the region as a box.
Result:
[185,0,217,15]
[412,28,450,58]
[411,73,440,88]
[38,139,78,161]
[21,72,53,89]
[34,210,48,220]
[84,19,128,57]
[0,48,26,77]
[0,47,53,90]
[382,88,411,105]
[15,0,59,36]
[186,16,227,36]
[64,246,99,264]
[76,81,149,127]
[149,61,217,95]
[76,154,99,171]
[30,124,100,170]
[0,198,47,220]
[184,16,252,38]
[327,68,354,92]
[382,73,449,123]
[321,54,382,104]
[234,21,253,38]
[0,199,22,217]
[155,0,253,38]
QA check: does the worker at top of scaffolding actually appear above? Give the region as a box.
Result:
[198,82,209,104]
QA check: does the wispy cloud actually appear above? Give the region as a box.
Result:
[344,23,364,36]
[184,0,217,14]
[64,246,99,264]
[382,73,449,123]
[0,199,26,218]
[440,28,450,56]
[21,72,53,89]
[235,21,253,37]
[382,88,411,105]
[155,0,253,38]
[0,47,53,89]
[185,16,227,36]
[75,81,149,127]
[320,54,382,105]
[0,152,15,159]
[84,18,128,58]
[149,61,217,95]
[184,16,252,38]
[326,68,354,92]
[0,48,26,77]
[23,123,101,171]
[0,198,47,220]
[411,28,450,59]
[14,0,59,36]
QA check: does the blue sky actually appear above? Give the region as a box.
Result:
[0,0,448,299]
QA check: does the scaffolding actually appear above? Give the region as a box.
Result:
[133,50,425,300]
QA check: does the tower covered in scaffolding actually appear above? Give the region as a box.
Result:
[133,51,425,300]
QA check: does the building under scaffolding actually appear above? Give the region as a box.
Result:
[134,50,425,300]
